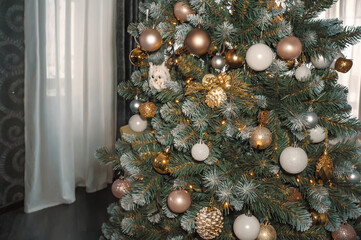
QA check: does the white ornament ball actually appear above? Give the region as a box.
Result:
[128,114,147,133]
[295,65,311,81]
[330,52,344,69]
[246,43,274,71]
[308,126,326,143]
[233,214,260,240]
[191,142,210,161]
[280,147,308,174]
[310,55,331,69]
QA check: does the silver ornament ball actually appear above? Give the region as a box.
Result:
[295,65,311,81]
[301,111,318,128]
[191,141,210,162]
[347,170,361,184]
[211,54,226,70]
[130,99,142,113]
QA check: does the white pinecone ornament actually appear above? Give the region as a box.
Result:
[195,207,224,239]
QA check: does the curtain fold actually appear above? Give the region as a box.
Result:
[323,0,361,118]
[116,0,139,138]
[24,0,116,213]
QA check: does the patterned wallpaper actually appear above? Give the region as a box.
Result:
[0,0,25,209]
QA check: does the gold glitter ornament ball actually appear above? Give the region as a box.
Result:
[257,223,277,240]
[331,224,357,240]
[139,102,156,118]
[205,86,227,108]
[249,126,272,150]
[195,207,224,239]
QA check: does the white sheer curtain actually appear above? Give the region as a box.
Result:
[320,0,361,118]
[24,0,116,213]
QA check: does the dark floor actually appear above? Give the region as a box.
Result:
[0,186,116,240]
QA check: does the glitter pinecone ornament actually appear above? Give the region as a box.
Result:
[195,207,224,239]
[205,86,227,108]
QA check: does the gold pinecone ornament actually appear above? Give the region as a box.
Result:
[205,86,227,108]
[195,207,224,239]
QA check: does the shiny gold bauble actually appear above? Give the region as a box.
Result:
[205,86,227,108]
[195,207,224,239]
[139,28,163,52]
[335,58,353,73]
[249,126,272,150]
[276,35,302,60]
[129,45,148,67]
[225,49,244,68]
[174,1,195,22]
[139,102,156,118]
[311,212,327,226]
[153,147,170,174]
[184,28,211,55]
[257,223,277,240]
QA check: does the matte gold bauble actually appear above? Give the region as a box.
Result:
[311,212,327,226]
[276,35,302,60]
[139,28,163,52]
[139,102,156,118]
[335,58,353,73]
[205,86,227,108]
[225,49,244,68]
[250,126,272,150]
[174,1,195,22]
[257,223,277,240]
[153,147,170,174]
[184,28,211,55]
[129,45,148,67]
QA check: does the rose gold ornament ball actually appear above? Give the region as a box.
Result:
[139,28,163,52]
[184,28,211,55]
[249,126,272,150]
[174,2,195,22]
[111,179,131,199]
[167,189,191,213]
[276,35,302,60]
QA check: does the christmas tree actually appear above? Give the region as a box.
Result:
[97,0,361,239]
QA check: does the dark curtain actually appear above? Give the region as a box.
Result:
[116,0,140,139]
[0,0,25,210]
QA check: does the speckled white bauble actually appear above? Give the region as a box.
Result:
[246,43,274,71]
[233,214,260,240]
[191,141,210,161]
[330,52,344,69]
[308,126,326,143]
[280,147,308,174]
[128,114,147,133]
[295,65,311,81]
[311,55,331,69]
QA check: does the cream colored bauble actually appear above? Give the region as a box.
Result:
[233,214,260,240]
[280,147,308,174]
[310,55,331,69]
[330,52,344,69]
[295,65,311,81]
[246,43,274,71]
[191,141,210,161]
[308,126,326,143]
[128,114,147,133]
